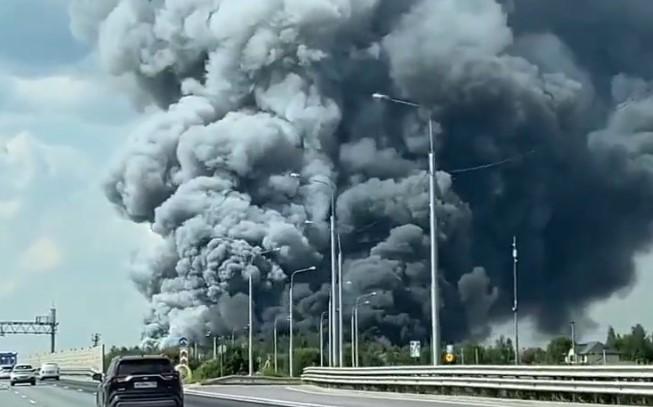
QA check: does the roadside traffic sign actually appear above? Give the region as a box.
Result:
[410,340,421,358]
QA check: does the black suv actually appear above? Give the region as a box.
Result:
[93,355,183,407]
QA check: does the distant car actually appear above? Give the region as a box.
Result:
[10,364,36,386]
[0,365,12,380]
[94,355,183,407]
[39,362,60,381]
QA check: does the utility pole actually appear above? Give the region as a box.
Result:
[289,266,316,377]
[570,321,576,364]
[50,307,57,353]
[427,117,440,366]
[320,311,327,367]
[513,236,519,365]
[328,298,332,366]
[372,93,439,365]
[290,173,338,367]
[350,313,355,367]
[329,197,337,367]
[248,272,253,376]
[91,333,101,347]
[337,235,343,367]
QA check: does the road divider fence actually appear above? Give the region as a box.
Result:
[302,365,653,405]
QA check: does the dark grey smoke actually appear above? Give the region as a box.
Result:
[70,0,653,346]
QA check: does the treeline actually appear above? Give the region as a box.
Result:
[606,324,653,363]
[102,324,653,380]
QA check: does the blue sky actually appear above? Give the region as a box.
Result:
[2,0,653,358]
[0,0,156,356]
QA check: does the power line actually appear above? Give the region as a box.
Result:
[448,148,538,175]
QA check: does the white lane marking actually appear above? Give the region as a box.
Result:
[21,394,27,398]
[185,389,335,407]
[287,385,509,407]
[29,400,36,404]
[286,386,595,407]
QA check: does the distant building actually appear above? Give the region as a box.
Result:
[565,341,620,365]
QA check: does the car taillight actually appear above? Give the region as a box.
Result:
[161,373,178,380]
[113,376,130,383]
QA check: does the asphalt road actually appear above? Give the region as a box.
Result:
[0,380,264,407]
[187,384,616,407]
[0,380,616,407]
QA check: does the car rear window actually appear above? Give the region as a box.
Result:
[14,365,32,370]
[1,366,12,371]
[116,359,173,376]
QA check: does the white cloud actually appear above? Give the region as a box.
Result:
[0,131,90,191]
[18,237,64,273]
[0,199,20,219]
[12,75,97,111]
[0,280,17,299]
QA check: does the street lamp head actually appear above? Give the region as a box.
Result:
[289,172,301,178]
[304,220,315,225]
[307,266,317,271]
[363,300,371,305]
[372,93,389,100]
[371,291,377,296]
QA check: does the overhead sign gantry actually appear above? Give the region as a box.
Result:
[0,308,58,353]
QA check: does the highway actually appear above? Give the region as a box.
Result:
[0,380,610,407]
[0,381,259,407]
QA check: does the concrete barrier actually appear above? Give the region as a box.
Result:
[22,345,104,372]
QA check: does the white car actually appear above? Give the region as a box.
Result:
[39,362,60,380]
[10,364,36,386]
[0,365,12,379]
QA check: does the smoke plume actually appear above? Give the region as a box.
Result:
[71,0,653,346]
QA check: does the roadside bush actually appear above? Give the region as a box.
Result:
[193,359,222,381]
[294,348,320,377]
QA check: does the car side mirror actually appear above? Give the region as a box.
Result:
[92,372,103,382]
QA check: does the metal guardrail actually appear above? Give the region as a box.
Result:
[60,368,98,376]
[302,366,653,404]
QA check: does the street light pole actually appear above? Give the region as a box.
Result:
[291,173,339,367]
[328,298,332,366]
[427,117,440,366]
[247,248,280,377]
[274,317,278,373]
[289,266,317,377]
[350,313,355,367]
[274,314,288,374]
[352,292,377,367]
[330,198,337,367]
[512,235,519,365]
[248,273,253,376]
[372,92,440,365]
[320,311,327,367]
[570,321,576,364]
[337,235,343,367]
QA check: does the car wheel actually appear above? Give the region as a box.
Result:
[56,376,60,381]
[31,380,36,386]
[10,382,14,386]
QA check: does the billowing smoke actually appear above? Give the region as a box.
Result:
[71,0,653,346]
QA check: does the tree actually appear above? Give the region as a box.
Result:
[521,347,546,365]
[621,324,653,362]
[546,336,572,364]
[606,326,618,349]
